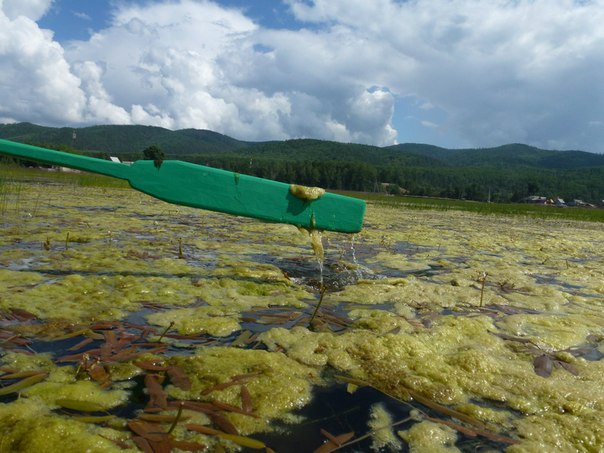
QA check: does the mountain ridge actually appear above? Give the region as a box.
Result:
[2,122,603,170]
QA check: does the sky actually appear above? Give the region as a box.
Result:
[1,0,604,153]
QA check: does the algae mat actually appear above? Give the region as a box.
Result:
[0,180,603,452]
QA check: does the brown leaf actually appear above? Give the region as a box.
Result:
[314,440,339,453]
[169,400,215,414]
[145,374,168,410]
[132,436,154,453]
[186,423,221,436]
[167,365,191,390]
[169,440,206,451]
[57,349,101,362]
[201,381,238,395]
[534,354,553,378]
[127,421,166,442]
[208,412,239,435]
[240,385,253,414]
[9,307,38,321]
[88,363,112,388]
[139,413,191,423]
[231,372,263,382]
[555,360,579,376]
[68,337,95,352]
[319,429,354,447]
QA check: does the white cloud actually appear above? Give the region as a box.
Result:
[73,11,91,21]
[1,0,604,151]
[0,0,52,21]
[0,7,86,124]
[285,0,604,151]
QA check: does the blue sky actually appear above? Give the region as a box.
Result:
[38,1,301,41]
[3,0,604,152]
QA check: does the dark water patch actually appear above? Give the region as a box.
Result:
[255,381,515,453]
[392,241,440,256]
[74,206,121,213]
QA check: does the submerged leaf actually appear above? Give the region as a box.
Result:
[534,354,553,378]
[555,360,579,376]
[145,374,168,409]
[0,372,47,396]
[55,399,107,412]
[166,365,191,390]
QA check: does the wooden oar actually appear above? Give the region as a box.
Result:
[0,139,365,233]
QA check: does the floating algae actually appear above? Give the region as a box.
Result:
[146,306,241,337]
[367,403,403,451]
[165,347,321,434]
[0,399,135,453]
[1,177,604,451]
[398,420,460,453]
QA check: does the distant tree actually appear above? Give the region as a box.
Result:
[527,181,540,195]
[142,145,165,169]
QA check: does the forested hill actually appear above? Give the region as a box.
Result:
[387,143,604,170]
[0,122,249,155]
[2,122,604,203]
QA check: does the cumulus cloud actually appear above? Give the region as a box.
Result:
[285,0,604,151]
[1,0,52,21]
[0,5,86,124]
[1,0,603,151]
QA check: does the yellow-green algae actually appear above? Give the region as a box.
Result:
[0,398,136,453]
[1,179,604,451]
[165,347,320,434]
[368,403,402,451]
[0,352,129,411]
[398,420,460,453]
[289,184,325,201]
[146,306,241,336]
[0,352,134,452]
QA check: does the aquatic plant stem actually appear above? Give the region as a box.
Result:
[479,272,488,307]
[167,402,184,434]
[326,417,413,452]
[309,284,327,328]
[157,321,175,343]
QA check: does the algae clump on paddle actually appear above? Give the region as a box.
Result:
[289,184,325,202]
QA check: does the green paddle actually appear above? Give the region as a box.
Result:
[0,139,365,233]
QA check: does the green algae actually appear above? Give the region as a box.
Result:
[1,180,604,451]
[367,403,402,451]
[146,306,241,337]
[24,380,128,411]
[398,420,460,453]
[165,347,320,434]
[0,399,136,453]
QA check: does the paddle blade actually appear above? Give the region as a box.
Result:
[126,160,365,233]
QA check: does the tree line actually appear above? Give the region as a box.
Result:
[2,142,603,204]
[191,155,604,203]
